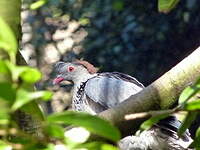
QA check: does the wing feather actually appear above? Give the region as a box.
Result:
[84,72,144,109]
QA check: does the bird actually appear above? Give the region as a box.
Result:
[118,116,193,150]
[53,60,193,150]
[53,60,144,114]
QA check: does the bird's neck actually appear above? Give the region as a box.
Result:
[71,73,97,111]
[73,73,97,89]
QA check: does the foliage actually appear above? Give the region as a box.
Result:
[30,0,181,14]
[158,0,180,13]
[0,17,17,63]
[0,17,120,150]
[139,77,200,148]
[47,111,120,141]
[30,0,48,10]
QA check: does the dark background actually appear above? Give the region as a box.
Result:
[23,0,200,85]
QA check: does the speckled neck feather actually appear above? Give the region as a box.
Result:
[75,60,98,74]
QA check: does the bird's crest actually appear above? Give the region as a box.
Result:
[75,60,98,74]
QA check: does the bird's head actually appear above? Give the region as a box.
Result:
[53,60,98,84]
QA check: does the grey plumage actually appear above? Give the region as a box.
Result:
[53,61,143,114]
[119,116,193,150]
[53,60,193,150]
[75,72,144,114]
[119,127,192,150]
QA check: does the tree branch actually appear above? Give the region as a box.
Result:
[98,46,200,136]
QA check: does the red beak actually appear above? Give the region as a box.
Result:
[53,77,64,85]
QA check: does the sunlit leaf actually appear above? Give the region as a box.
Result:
[0,17,17,63]
[30,0,48,10]
[158,0,180,13]
[12,89,52,111]
[12,89,31,111]
[31,91,52,100]
[0,112,10,125]
[179,78,200,104]
[5,61,27,81]
[78,142,119,150]
[44,124,65,138]
[4,63,46,120]
[196,126,200,138]
[0,61,11,83]
[140,113,170,131]
[184,99,200,110]
[5,61,42,83]
[0,101,10,125]
[179,87,195,104]
[0,140,12,150]
[0,60,9,74]
[47,111,121,142]
[41,144,56,150]
[178,112,197,136]
[20,68,42,83]
[79,18,90,26]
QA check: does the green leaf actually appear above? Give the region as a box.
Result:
[78,142,119,150]
[184,99,200,110]
[44,124,65,138]
[179,86,200,104]
[0,111,10,125]
[196,126,200,140]
[41,144,56,150]
[158,0,180,13]
[33,91,52,100]
[20,101,45,121]
[79,18,90,26]
[47,111,121,142]
[0,82,15,102]
[0,60,9,74]
[12,88,32,111]
[0,140,12,150]
[178,112,197,136]
[30,0,48,10]
[12,88,52,111]
[0,61,11,83]
[5,62,42,83]
[189,127,200,148]
[140,113,170,131]
[5,61,27,81]
[179,87,194,104]
[0,100,10,125]
[20,68,42,83]
[0,17,17,63]
[112,0,124,11]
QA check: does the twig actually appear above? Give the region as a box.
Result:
[124,108,177,120]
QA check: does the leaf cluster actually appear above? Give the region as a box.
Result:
[139,77,200,149]
[0,17,120,150]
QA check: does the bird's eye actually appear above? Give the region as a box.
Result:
[68,66,74,72]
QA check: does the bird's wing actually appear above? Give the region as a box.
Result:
[155,116,191,141]
[84,72,144,108]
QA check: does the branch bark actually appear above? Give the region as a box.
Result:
[99,46,200,136]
